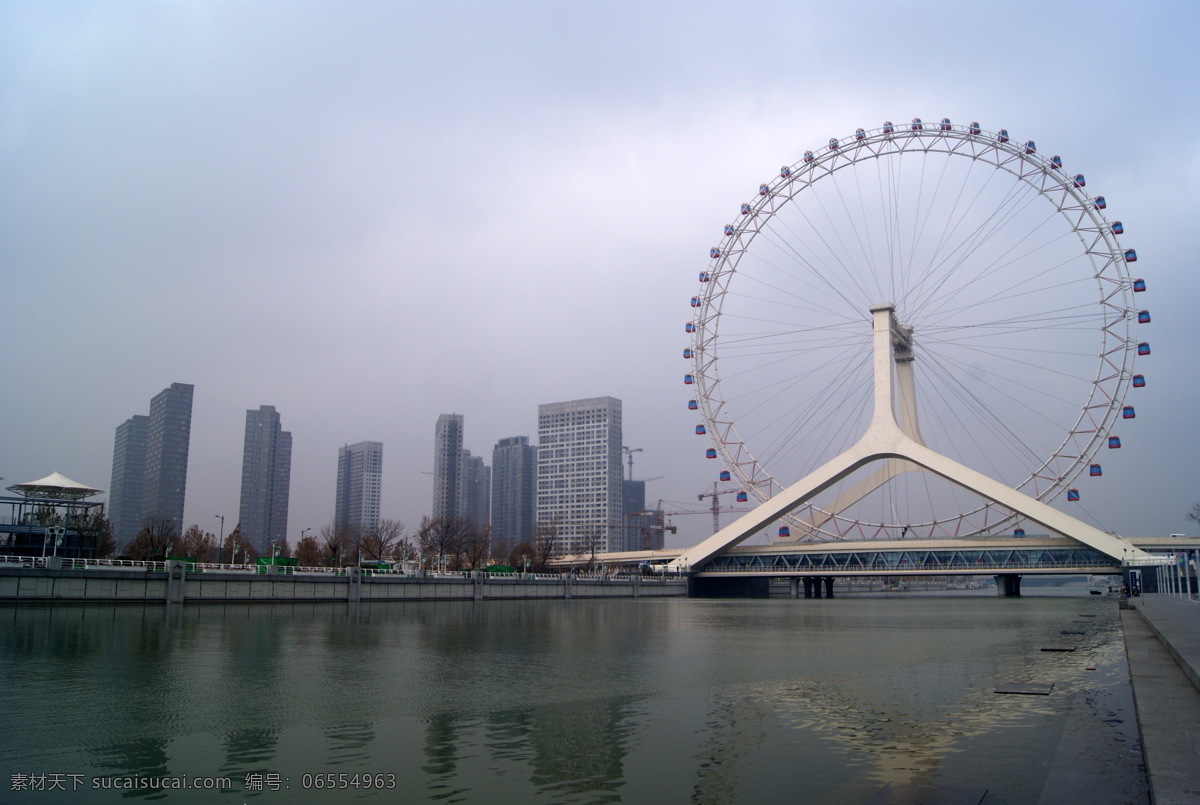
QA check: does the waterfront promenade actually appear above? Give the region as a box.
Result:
[1123,595,1200,804]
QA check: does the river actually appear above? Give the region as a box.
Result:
[0,593,1144,803]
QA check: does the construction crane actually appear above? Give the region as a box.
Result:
[697,482,727,535]
[656,495,752,537]
[622,446,643,481]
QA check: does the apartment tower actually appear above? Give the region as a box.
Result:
[536,397,623,555]
[238,405,293,555]
[491,435,535,556]
[334,441,383,534]
[432,414,464,520]
[109,415,149,547]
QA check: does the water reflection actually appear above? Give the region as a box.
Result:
[0,596,1144,803]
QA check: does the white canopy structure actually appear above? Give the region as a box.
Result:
[6,471,103,500]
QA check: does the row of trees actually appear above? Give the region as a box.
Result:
[65,511,597,572]
[123,517,259,563]
[292,519,413,567]
[288,516,564,572]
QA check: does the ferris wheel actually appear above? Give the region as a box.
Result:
[685,119,1149,542]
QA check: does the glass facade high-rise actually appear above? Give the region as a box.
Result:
[491,435,535,556]
[142,382,194,534]
[335,441,382,534]
[109,415,149,547]
[238,405,293,555]
[536,397,623,555]
[108,382,193,545]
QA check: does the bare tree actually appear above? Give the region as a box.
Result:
[509,541,534,572]
[68,512,115,558]
[220,524,258,564]
[532,520,560,572]
[580,525,604,571]
[490,531,513,564]
[417,515,473,571]
[1188,503,1200,528]
[319,523,350,566]
[461,522,490,570]
[294,534,323,566]
[393,534,418,562]
[125,516,178,560]
[361,518,406,561]
[179,525,220,562]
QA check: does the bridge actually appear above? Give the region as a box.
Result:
[590,302,1180,597]
[560,534,1197,596]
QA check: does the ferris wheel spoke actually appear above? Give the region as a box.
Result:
[907,188,1052,319]
[755,208,877,311]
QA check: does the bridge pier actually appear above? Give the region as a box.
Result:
[994,574,1022,597]
[789,578,799,599]
[686,576,770,598]
[802,577,814,598]
[823,576,835,599]
[166,559,186,603]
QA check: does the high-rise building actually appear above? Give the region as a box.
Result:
[432,414,464,520]
[536,397,623,555]
[491,435,535,555]
[142,382,194,534]
[462,451,490,532]
[108,382,194,545]
[335,441,382,534]
[238,405,293,555]
[622,479,667,551]
[621,479,646,553]
[109,415,149,547]
[432,413,490,532]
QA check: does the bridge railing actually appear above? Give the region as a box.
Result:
[700,558,1119,573]
[0,557,679,584]
[1149,550,1199,603]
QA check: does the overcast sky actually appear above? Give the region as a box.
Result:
[2,1,1198,548]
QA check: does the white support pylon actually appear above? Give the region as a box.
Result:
[786,321,924,540]
[669,304,1159,571]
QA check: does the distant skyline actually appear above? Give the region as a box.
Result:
[2,2,1198,547]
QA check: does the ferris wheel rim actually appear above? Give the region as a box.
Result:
[688,119,1140,541]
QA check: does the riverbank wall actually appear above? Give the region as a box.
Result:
[1122,595,1200,803]
[0,561,687,604]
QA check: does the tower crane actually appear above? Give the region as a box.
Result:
[656,494,752,537]
[622,446,643,481]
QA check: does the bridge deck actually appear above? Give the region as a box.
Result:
[563,536,1199,577]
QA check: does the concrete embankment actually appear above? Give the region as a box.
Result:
[1122,595,1200,804]
[0,562,686,603]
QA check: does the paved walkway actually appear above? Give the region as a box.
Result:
[1123,594,1200,804]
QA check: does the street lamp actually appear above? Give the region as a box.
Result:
[215,515,226,562]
